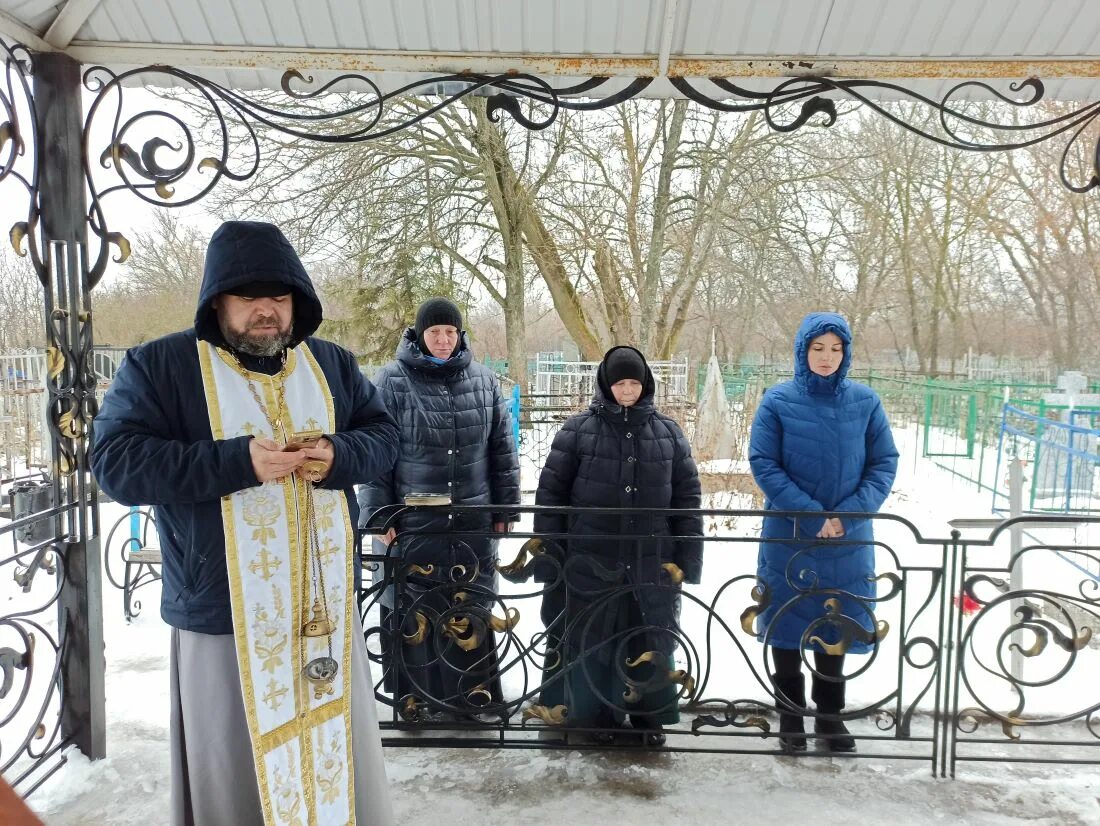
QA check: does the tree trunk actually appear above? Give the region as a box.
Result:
[468,100,530,386]
[468,99,604,362]
[639,100,687,351]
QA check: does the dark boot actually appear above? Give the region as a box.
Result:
[628,715,666,747]
[584,710,620,746]
[811,674,856,753]
[771,673,807,753]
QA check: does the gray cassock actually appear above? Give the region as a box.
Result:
[169,611,394,826]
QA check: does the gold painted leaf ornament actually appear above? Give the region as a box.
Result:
[107,231,131,263]
[9,222,28,256]
[403,611,428,645]
[443,616,480,651]
[497,537,544,580]
[45,346,64,380]
[488,607,520,632]
[740,583,770,635]
[522,704,568,726]
[0,121,16,156]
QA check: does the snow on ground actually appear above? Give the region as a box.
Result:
[37,739,1100,825]
[12,424,1100,824]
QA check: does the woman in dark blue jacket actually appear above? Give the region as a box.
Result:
[749,312,898,753]
[358,298,520,718]
[534,346,702,745]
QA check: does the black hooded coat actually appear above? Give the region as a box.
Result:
[91,221,399,634]
[534,347,703,602]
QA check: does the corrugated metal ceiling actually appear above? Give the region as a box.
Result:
[1,0,1098,100]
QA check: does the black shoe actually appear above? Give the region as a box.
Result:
[624,723,666,746]
[779,714,807,753]
[810,668,856,753]
[772,673,807,753]
[627,714,668,747]
[814,718,856,753]
[586,728,617,745]
[641,725,666,747]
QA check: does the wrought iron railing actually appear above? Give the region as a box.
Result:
[358,505,1100,776]
[0,480,77,795]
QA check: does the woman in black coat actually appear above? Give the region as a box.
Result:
[533,346,702,744]
[358,298,520,718]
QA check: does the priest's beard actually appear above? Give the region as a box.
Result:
[219,318,294,357]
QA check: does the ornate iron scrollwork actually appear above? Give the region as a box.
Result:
[956,551,1100,742]
[2,39,45,281]
[78,63,1100,280]
[79,65,654,279]
[1,40,88,794]
[669,75,1100,193]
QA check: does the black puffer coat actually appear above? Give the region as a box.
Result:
[358,328,520,586]
[534,346,703,633]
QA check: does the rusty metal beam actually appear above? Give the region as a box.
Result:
[61,42,1100,81]
[668,56,1100,80]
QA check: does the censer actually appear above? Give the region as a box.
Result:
[287,430,340,698]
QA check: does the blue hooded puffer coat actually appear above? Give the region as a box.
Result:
[90,221,400,634]
[749,312,898,653]
[356,327,521,591]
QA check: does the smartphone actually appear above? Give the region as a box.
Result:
[283,429,323,452]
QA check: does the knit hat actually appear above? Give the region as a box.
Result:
[603,347,647,386]
[414,297,463,338]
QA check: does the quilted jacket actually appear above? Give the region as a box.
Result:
[357,328,520,591]
[749,312,898,653]
[534,346,703,633]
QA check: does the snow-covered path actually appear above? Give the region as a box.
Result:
[38,736,1100,825]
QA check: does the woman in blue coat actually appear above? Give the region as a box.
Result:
[534,346,702,745]
[749,312,898,753]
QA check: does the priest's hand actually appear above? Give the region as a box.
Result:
[298,437,335,482]
[250,437,306,483]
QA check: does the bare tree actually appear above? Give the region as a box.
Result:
[0,248,44,349]
[86,211,207,346]
[964,132,1100,370]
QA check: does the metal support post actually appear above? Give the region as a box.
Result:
[34,51,106,761]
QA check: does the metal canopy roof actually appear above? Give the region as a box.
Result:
[1,0,1099,101]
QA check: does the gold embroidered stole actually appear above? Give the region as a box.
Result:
[199,341,356,826]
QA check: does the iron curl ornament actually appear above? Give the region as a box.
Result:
[78,62,1100,262]
[669,74,1100,193]
[955,550,1100,742]
[1,39,96,796]
[80,64,652,280]
[1,38,47,282]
